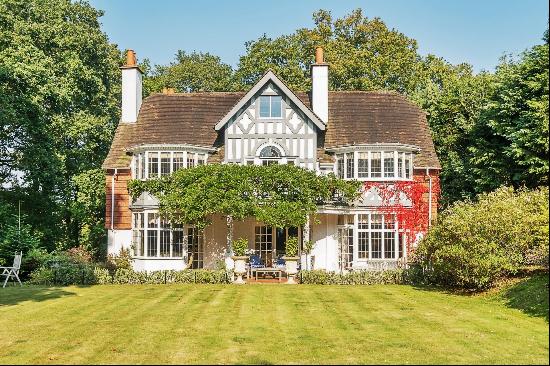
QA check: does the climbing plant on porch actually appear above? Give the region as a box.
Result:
[128,164,360,251]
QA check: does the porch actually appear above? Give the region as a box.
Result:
[127,212,408,273]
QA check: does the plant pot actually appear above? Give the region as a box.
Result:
[232,256,248,284]
[283,256,299,284]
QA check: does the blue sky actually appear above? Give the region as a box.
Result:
[89,0,548,73]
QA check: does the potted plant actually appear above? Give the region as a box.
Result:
[283,236,300,284]
[231,237,249,284]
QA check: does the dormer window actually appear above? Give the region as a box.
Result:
[259,95,282,118]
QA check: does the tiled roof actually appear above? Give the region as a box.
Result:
[103,91,440,169]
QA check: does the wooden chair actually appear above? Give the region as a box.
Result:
[1,252,22,288]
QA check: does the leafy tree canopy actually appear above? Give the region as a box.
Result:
[0,0,121,253]
[128,164,361,229]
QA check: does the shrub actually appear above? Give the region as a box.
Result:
[65,246,94,264]
[300,269,407,285]
[106,248,133,273]
[93,267,112,284]
[232,238,249,257]
[28,267,55,285]
[415,186,549,290]
[285,236,299,257]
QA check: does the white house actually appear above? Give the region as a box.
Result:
[103,48,441,273]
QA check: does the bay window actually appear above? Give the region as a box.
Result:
[132,210,203,264]
[334,149,414,181]
[133,150,209,179]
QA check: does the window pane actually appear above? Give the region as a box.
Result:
[140,153,145,179]
[384,153,395,178]
[147,230,157,257]
[161,152,171,176]
[187,228,204,269]
[260,146,282,158]
[405,154,412,179]
[346,153,354,179]
[187,155,195,168]
[358,152,368,178]
[371,152,381,177]
[197,154,205,166]
[358,231,369,259]
[371,232,382,259]
[271,96,282,117]
[259,96,270,117]
[358,214,368,230]
[371,214,382,230]
[160,230,170,257]
[148,152,159,178]
[398,153,404,178]
[173,230,184,257]
[173,152,184,172]
[337,154,344,179]
[384,231,395,259]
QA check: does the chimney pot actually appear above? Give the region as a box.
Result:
[126,49,137,67]
[315,47,324,64]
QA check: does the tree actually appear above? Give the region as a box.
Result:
[411,56,495,204]
[145,51,238,95]
[128,164,360,251]
[470,38,549,191]
[235,9,422,92]
[0,0,121,254]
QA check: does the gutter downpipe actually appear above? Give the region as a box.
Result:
[426,167,432,228]
[111,168,118,231]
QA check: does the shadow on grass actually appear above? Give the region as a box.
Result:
[500,273,549,322]
[0,286,76,307]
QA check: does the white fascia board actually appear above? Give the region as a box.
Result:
[325,143,422,154]
[125,144,217,154]
[214,70,326,131]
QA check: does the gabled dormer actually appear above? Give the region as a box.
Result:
[215,70,326,170]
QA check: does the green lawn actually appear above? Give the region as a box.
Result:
[0,276,548,364]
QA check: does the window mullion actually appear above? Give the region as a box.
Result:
[353,214,358,267]
[381,214,386,259]
[394,151,398,179]
[394,215,398,260]
[354,152,358,179]
[367,213,371,260]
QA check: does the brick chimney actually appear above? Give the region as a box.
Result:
[120,49,143,123]
[311,47,329,123]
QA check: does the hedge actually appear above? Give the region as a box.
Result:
[299,269,409,285]
[29,266,231,285]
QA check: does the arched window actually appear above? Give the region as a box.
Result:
[259,146,282,158]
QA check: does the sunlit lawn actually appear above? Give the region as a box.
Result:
[0,275,548,364]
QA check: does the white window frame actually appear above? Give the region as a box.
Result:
[334,150,414,182]
[258,95,283,119]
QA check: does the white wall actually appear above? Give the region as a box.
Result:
[107,229,132,256]
[310,214,339,271]
[133,258,187,272]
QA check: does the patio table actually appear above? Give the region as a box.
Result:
[253,267,284,282]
